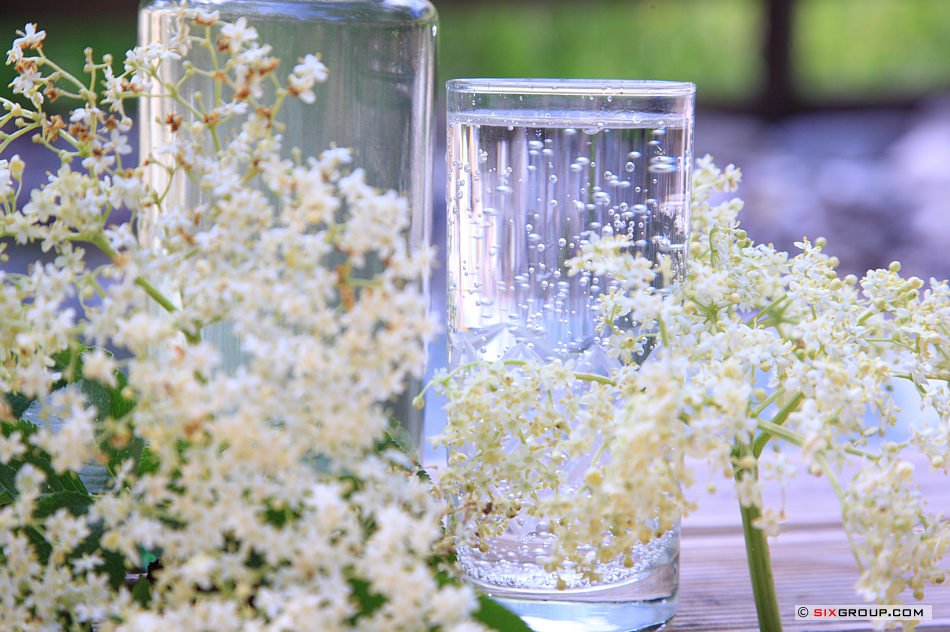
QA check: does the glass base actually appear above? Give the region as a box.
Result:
[492,593,677,632]
[471,544,679,632]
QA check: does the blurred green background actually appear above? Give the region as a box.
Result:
[3,0,950,111]
[7,0,950,276]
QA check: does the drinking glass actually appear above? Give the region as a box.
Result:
[446,78,695,632]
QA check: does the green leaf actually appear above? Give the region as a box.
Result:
[52,346,85,386]
[140,547,158,570]
[24,524,51,564]
[348,577,386,622]
[74,521,130,589]
[5,393,35,420]
[78,378,113,422]
[110,370,135,420]
[473,594,533,632]
[34,490,93,519]
[131,574,152,606]
[0,463,18,504]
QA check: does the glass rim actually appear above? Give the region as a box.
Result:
[446,78,695,97]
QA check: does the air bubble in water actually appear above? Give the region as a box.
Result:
[558,237,567,248]
[625,161,636,172]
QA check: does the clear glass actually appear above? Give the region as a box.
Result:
[138,0,437,448]
[446,78,694,632]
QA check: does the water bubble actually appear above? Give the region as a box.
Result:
[570,163,582,172]
[603,170,614,180]
[648,156,677,174]
[496,185,513,194]
[483,207,498,216]
[625,161,636,172]
[628,151,641,159]
[564,128,577,135]
[528,140,544,150]
[528,233,541,243]
[537,244,546,253]
[573,200,585,211]
[549,175,558,184]
[525,223,533,232]
[558,237,567,248]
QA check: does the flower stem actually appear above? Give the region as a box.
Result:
[734,460,783,632]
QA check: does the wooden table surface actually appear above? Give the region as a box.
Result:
[670,457,950,631]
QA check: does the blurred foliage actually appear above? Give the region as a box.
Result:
[438,0,762,104]
[796,0,950,100]
[2,0,950,111]
[0,17,134,113]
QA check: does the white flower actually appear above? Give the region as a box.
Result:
[218,17,258,53]
[0,432,26,464]
[0,158,14,199]
[82,348,118,387]
[5,23,45,64]
[287,54,328,104]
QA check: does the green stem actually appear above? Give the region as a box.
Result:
[572,371,616,386]
[755,418,879,461]
[86,233,200,344]
[750,295,789,328]
[734,455,783,632]
[0,122,40,154]
[134,276,177,314]
[815,453,865,572]
[753,391,804,458]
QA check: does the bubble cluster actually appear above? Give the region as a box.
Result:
[448,118,689,365]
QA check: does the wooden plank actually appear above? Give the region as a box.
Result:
[670,456,950,630]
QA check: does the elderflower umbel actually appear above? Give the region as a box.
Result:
[436,156,950,613]
[0,12,486,631]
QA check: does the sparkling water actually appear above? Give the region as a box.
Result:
[448,117,689,366]
[447,112,689,631]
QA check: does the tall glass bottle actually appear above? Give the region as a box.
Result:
[137,0,438,447]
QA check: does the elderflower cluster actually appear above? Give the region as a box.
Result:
[436,156,950,610]
[1,13,485,631]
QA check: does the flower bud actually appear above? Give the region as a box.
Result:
[9,155,24,180]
